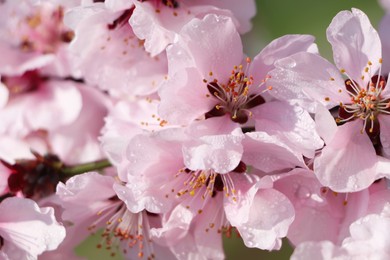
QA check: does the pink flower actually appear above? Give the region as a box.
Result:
[56,172,174,259]
[119,118,297,253]
[0,197,65,259]
[65,3,168,97]
[0,0,76,76]
[129,0,256,56]
[158,13,319,148]
[269,9,390,191]
[156,15,323,165]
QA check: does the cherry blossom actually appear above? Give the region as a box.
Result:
[119,117,300,254]
[159,14,318,127]
[56,171,174,259]
[268,9,390,191]
[0,0,77,77]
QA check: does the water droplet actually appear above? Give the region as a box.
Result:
[295,186,311,199]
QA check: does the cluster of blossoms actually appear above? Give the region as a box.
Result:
[1,0,390,259]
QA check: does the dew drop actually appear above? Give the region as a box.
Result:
[295,185,311,199]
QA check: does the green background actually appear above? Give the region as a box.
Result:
[76,1,383,259]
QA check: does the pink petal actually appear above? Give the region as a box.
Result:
[250,34,317,85]
[158,68,214,125]
[242,132,306,172]
[380,0,390,11]
[114,181,172,214]
[367,189,390,215]
[315,104,338,144]
[314,120,378,192]
[24,81,83,131]
[0,163,11,195]
[379,14,390,73]
[0,197,65,258]
[182,127,244,174]
[327,8,381,86]
[105,0,133,12]
[253,101,323,158]
[168,14,243,82]
[268,52,350,113]
[0,41,55,75]
[376,156,390,179]
[291,241,346,260]
[124,128,185,182]
[0,82,8,108]
[192,197,225,260]
[150,205,193,247]
[48,84,109,164]
[378,114,390,158]
[204,0,256,34]
[100,99,160,165]
[56,172,116,222]
[130,1,178,57]
[0,136,35,164]
[225,176,294,250]
[342,214,390,258]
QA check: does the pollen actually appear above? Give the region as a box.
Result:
[202,61,270,123]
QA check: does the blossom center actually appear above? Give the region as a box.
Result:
[204,58,268,124]
[337,75,390,134]
[173,162,246,202]
[17,6,74,53]
[89,197,155,259]
[1,70,43,97]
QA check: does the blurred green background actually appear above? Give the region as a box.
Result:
[76,1,383,259]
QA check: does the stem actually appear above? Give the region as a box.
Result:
[62,159,112,176]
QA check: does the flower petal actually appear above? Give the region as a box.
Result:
[225,176,294,250]
[327,8,381,85]
[268,52,349,113]
[250,34,317,85]
[253,101,323,158]
[314,120,378,192]
[378,114,390,158]
[0,197,65,258]
[242,132,306,172]
[182,127,244,174]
